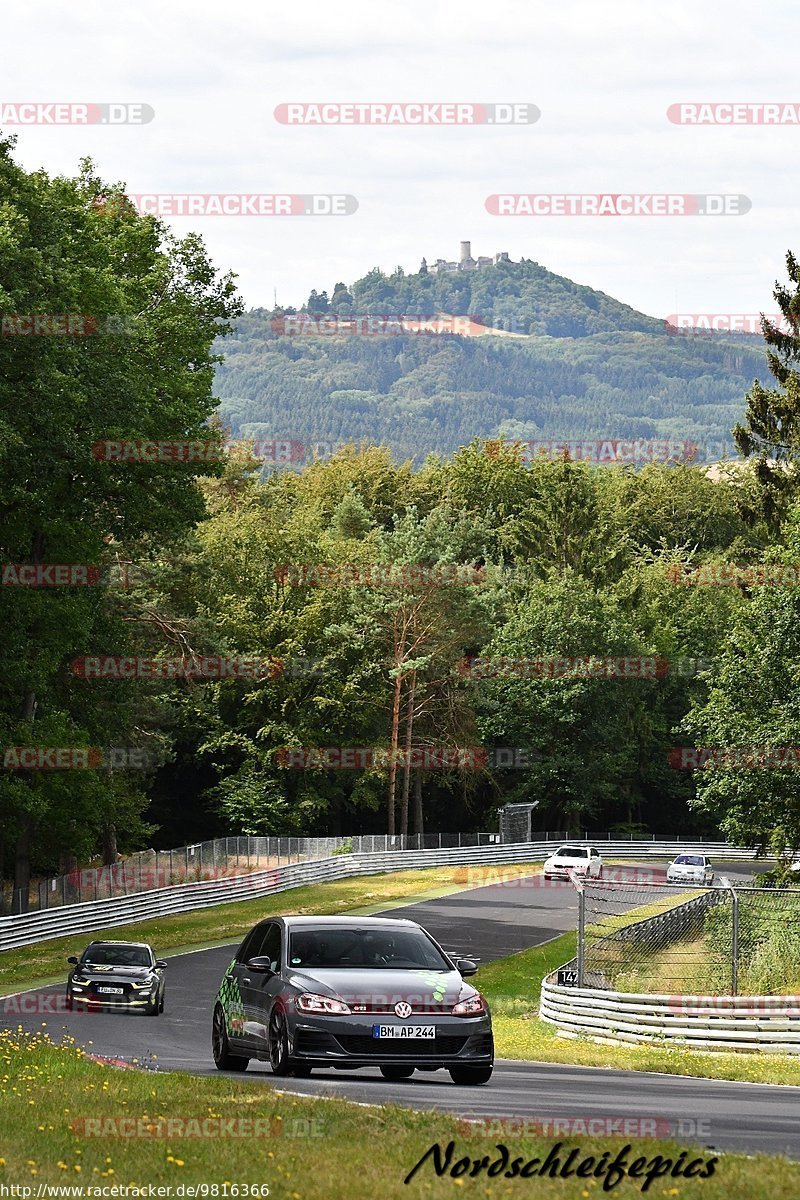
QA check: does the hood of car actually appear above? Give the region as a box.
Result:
[546,856,588,867]
[284,966,471,1009]
[72,965,154,980]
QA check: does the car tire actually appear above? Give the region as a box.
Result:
[379,1065,415,1081]
[145,996,160,1016]
[448,1065,493,1086]
[212,1003,250,1072]
[268,1008,293,1076]
[159,992,165,1014]
[266,1009,311,1077]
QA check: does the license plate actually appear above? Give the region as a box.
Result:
[97,986,124,995]
[372,1025,435,1039]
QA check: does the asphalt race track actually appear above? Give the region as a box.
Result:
[6,859,799,1160]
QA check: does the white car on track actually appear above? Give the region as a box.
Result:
[666,853,714,886]
[542,844,603,880]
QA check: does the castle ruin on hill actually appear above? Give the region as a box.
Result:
[422,241,511,275]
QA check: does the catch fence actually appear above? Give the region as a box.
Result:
[573,877,800,996]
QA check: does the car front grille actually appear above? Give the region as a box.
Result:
[334,1035,470,1057]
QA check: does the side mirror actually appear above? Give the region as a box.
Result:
[246,956,276,974]
[457,958,478,977]
[67,956,79,965]
[155,960,168,969]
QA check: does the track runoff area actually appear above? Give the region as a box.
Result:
[5,856,798,1160]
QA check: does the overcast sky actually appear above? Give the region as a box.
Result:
[3,0,797,320]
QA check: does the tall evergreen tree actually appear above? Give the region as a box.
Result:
[734,251,800,523]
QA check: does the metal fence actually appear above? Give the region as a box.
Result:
[2,832,516,916]
[3,832,769,917]
[2,830,745,916]
[0,839,564,952]
[573,877,800,996]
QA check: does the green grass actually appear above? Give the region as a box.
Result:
[1,1030,798,1198]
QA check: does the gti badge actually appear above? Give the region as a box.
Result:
[394,1002,412,1019]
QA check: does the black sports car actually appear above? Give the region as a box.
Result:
[66,940,167,1014]
[212,915,493,1084]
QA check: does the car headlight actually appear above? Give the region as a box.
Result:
[452,994,487,1017]
[131,979,156,989]
[295,992,351,1015]
[71,977,89,986]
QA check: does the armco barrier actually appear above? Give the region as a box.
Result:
[540,977,800,1053]
[0,838,767,953]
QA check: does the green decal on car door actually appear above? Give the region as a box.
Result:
[218,959,247,1035]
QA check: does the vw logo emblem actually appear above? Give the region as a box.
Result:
[394,1001,412,1019]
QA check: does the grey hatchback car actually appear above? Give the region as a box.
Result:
[212,915,493,1084]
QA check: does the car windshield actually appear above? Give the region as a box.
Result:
[555,847,588,857]
[674,856,704,866]
[82,944,151,967]
[288,928,451,971]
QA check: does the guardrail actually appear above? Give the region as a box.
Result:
[0,837,768,953]
[540,977,800,1053]
[10,828,753,916]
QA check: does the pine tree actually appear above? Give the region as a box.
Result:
[734,251,800,522]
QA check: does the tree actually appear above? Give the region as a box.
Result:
[474,572,659,832]
[734,251,800,523]
[680,508,800,859]
[0,140,241,903]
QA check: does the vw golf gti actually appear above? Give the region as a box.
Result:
[212,915,493,1084]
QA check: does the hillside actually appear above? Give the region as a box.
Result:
[213,256,772,464]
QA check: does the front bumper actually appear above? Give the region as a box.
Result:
[286,1013,493,1068]
[68,989,157,1009]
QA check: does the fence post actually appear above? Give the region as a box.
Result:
[719,876,738,995]
[576,881,586,987]
[731,890,739,996]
